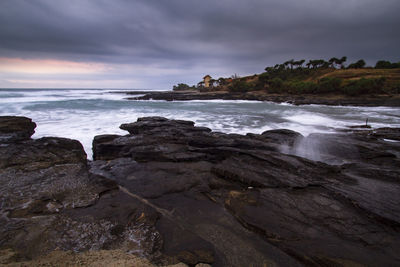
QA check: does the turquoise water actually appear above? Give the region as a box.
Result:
[1,88,399,158]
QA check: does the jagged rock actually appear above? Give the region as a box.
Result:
[370,127,400,141]
[0,116,163,263]
[0,116,36,143]
[260,129,303,145]
[120,116,209,135]
[2,116,400,266]
[91,117,400,266]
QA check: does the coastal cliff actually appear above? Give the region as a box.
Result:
[124,65,400,106]
[1,116,400,266]
[125,90,400,106]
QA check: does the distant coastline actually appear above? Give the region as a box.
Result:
[122,58,400,106]
[122,90,400,106]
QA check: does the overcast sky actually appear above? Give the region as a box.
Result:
[0,0,399,89]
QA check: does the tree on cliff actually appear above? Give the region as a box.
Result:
[338,56,347,68]
[329,57,340,68]
[218,77,227,86]
[375,60,400,69]
[348,59,366,69]
[306,59,326,69]
[294,59,306,69]
[173,83,195,91]
[284,59,295,70]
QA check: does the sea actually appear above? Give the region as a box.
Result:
[1,88,400,159]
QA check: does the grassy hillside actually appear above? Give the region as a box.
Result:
[317,68,400,84]
[173,58,400,96]
[217,68,400,96]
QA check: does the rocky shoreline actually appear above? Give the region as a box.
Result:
[1,116,400,266]
[122,90,400,106]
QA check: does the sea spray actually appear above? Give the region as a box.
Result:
[285,133,360,165]
[292,135,325,162]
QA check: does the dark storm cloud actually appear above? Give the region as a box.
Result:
[1,0,399,85]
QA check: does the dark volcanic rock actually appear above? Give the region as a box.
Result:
[124,90,400,107]
[91,117,400,266]
[2,116,400,266]
[370,127,400,141]
[260,129,303,146]
[120,116,199,135]
[0,117,163,263]
[0,116,36,143]
[289,131,400,227]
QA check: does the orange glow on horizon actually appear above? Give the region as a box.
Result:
[0,57,108,74]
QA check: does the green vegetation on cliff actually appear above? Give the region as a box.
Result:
[176,58,400,96]
[172,83,196,91]
[226,58,400,95]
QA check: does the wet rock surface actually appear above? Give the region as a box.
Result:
[0,116,164,265]
[1,116,400,266]
[0,116,36,143]
[92,117,400,266]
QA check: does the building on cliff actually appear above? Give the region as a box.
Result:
[203,75,211,88]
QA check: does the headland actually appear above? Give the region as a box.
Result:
[123,58,400,106]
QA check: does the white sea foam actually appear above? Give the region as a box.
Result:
[1,89,400,159]
[183,99,262,103]
[383,139,400,143]
[284,113,336,126]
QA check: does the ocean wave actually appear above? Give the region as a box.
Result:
[2,89,400,159]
